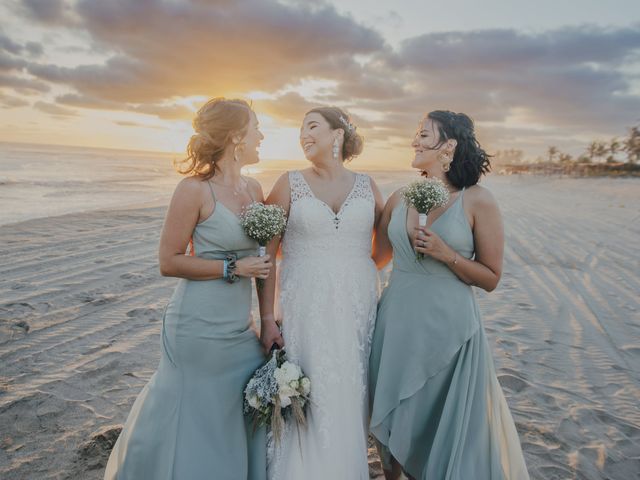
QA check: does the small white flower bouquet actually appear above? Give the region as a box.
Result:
[402,178,450,259]
[244,349,311,442]
[239,202,287,258]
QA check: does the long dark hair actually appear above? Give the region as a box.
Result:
[423,110,491,189]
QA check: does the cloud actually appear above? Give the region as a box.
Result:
[350,25,640,146]
[114,120,167,129]
[34,100,77,116]
[25,42,44,57]
[0,50,27,72]
[253,92,319,126]
[22,0,384,107]
[4,1,640,157]
[0,73,49,93]
[0,33,23,55]
[0,92,29,108]
[19,0,73,25]
[56,93,193,120]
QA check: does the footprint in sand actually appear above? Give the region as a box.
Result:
[12,320,30,333]
[126,307,161,322]
[78,293,119,306]
[498,373,530,393]
[74,425,122,472]
[120,272,149,283]
[0,302,35,319]
[10,281,32,290]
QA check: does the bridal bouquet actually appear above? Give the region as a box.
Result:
[402,178,450,259]
[244,349,311,443]
[239,202,287,286]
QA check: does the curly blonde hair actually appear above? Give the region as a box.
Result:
[175,98,252,179]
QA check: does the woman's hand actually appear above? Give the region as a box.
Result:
[236,255,272,279]
[260,317,284,354]
[414,226,456,264]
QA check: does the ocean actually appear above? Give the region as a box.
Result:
[0,142,416,227]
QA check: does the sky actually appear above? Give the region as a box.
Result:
[1,0,639,167]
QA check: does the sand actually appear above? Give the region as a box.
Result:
[0,174,638,479]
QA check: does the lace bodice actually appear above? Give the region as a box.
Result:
[282,171,375,260]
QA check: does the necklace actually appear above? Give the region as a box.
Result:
[210,178,248,197]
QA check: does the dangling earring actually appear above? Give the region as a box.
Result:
[333,138,340,161]
[439,152,451,172]
[233,144,244,163]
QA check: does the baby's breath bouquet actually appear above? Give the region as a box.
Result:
[244,349,311,444]
[402,178,450,259]
[240,202,287,287]
[240,202,287,257]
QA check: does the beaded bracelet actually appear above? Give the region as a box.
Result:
[225,254,238,284]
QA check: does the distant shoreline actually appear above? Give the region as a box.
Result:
[496,162,640,177]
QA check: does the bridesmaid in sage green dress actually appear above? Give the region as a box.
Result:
[104,98,284,480]
[370,111,529,480]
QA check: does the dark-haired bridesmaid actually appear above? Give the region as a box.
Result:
[369,111,529,480]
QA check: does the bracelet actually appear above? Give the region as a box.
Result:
[222,259,228,280]
[225,254,238,284]
[449,252,458,266]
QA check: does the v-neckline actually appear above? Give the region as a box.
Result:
[202,179,254,223]
[298,171,358,217]
[403,189,463,251]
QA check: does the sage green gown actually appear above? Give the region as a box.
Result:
[369,189,529,480]
[104,182,266,480]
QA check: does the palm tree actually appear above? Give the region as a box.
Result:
[587,141,599,162]
[559,153,573,163]
[607,137,621,163]
[547,146,559,163]
[594,142,608,163]
[624,125,640,164]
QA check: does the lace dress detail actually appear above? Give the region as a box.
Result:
[268,171,378,480]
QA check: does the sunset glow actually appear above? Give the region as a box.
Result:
[1,0,639,168]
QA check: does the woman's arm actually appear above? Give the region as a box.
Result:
[257,173,290,351]
[415,186,504,292]
[369,177,385,230]
[372,189,401,269]
[158,177,272,281]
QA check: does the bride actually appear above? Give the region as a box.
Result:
[258,107,383,479]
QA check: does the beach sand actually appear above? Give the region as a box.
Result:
[1,174,639,479]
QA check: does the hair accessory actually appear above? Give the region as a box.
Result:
[338,114,355,133]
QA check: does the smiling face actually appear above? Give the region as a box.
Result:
[238,111,264,166]
[299,112,343,162]
[411,117,455,171]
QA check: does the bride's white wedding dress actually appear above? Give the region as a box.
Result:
[268,170,378,480]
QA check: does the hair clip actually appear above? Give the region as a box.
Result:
[338,114,355,133]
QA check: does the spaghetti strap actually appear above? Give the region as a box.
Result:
[206,180,217,201]
[245,177,256,202]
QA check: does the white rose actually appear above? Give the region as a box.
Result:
[279,383,297,398]
[248,394,260,409]
[300,377,311,395]
[274,368,288,387]
[280,362,302,382]
[279,393,291,408]
[288,379,299,391]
